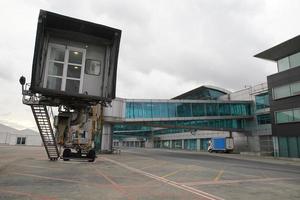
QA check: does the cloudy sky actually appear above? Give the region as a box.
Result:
[0,0,300,130]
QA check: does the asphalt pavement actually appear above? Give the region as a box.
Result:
[0,145,299,200]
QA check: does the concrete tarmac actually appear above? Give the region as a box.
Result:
[0,146,299,200]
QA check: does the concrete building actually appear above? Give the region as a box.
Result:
[106,84,272,155]
[107,36,300,158]
[0,125,42,146]
[255,35,300,158]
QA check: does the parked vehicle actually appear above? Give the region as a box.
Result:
[208,137,234,153]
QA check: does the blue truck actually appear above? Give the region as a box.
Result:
[208,137,234,153]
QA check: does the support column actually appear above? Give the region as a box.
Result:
[182,139,185,150]
[196,138,201,151]
[101,123,113,153]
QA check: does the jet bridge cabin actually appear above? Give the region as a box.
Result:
[30,10,121,105]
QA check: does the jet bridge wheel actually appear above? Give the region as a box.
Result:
[87,149,96,162]
[63,148,71,161]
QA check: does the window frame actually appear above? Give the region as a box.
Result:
[43,43,86,93]
[272,81,300,100]
[275,107,300,124]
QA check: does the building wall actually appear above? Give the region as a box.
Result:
[0,132,42,146]
[268,66,300,137]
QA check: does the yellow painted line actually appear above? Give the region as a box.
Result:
[214,169,224,181]
[102,157,224,200]
[162,169,183,178]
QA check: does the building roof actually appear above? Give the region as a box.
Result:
[172,85,231,100]
[254,35,300,61]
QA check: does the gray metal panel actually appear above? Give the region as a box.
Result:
[254,35,300,61]
[30,10,121,104]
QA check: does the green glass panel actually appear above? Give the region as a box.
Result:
[288,137,299,158]
[293,108,300,122]
[230,104,247,116]
[206,103,218,116]
[219,104,231,115]
[160,103,169,118]
[255,93,270,110]
[191,103,205,116]
[151,102,160,118]
[176,103,192,117]
[291,82,300,96]
[257,114,271,125]
[289,52,300,68]
[277,57,290,72]
[273,85,291,99]
[143,102,152,118]
[276,110,293,123]
[133,102,143,118]
[278,137,289,157]
[168,103,177,118]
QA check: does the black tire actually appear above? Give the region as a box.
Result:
[63,148,71,161]
[87,149,96,162]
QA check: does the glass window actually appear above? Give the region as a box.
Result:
[66,79,80,93]
[67,65,81,78]
[47,77,62,90]
[176,103,192,117]
[143,102,152,118]
[206,103,218,116]
[276,110,293,123]
[21,137,26,144]
[277,57,290,72]
[257,114,271,125]
[125,102,134,119]
[255,93,270,110]
[168,103,177,118]
[50,47,65,62]
[289,52,300,68]
[133,102,143,118]
[273,85,291,99]
[85,59,101,75]
[231,104,247,116]
[293,108,300,122]
[191,103,205,116]
[219,104,231,115]
[48,62,63,76]
[152,102,160,118]
[291,82,300,96]
[69,50,83,64]
[17,137,21,144]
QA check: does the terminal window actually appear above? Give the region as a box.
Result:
[16,137,26,145]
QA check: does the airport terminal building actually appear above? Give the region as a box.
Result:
[108,36,300,158]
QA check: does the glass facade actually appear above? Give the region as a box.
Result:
[175,88,226,100]
[255,93,269,110]
[125,101,251,119]
[150,118,246,131]
[184,139,197,150]
[277,51,300,72]
[275,108,300,124]
[257,114,271,125]
[273,81,300,100]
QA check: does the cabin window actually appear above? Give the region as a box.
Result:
[44,44,86,94]
[85,59,101,76]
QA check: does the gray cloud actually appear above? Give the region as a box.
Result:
[0,0,300,128]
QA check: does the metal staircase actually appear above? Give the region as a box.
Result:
[31,105,60,160]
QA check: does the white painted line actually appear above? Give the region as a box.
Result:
[102,157,224,200]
